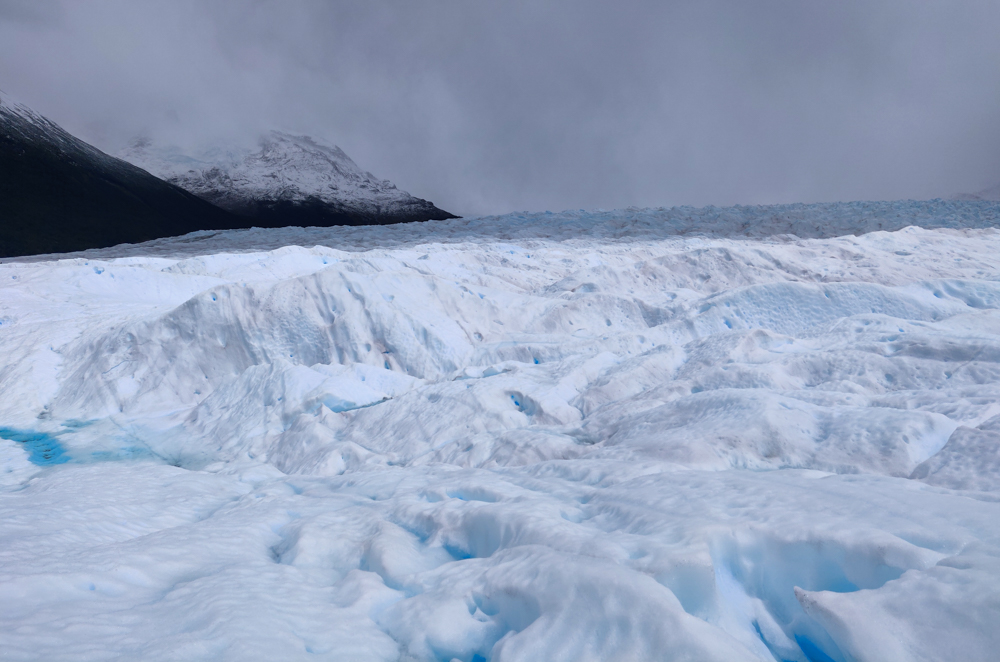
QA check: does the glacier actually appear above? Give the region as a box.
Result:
[1,201,1000,661]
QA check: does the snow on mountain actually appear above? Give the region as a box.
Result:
[2,203,1000,660]
[1,91,71,146]
[118,132,457,226]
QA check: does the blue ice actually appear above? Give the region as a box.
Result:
[0,427,69,466]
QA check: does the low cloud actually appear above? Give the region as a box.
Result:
[2,0,998,215]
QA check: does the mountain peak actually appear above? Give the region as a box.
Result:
[118,132,456,226]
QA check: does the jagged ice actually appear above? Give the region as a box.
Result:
[2,203,1000,661]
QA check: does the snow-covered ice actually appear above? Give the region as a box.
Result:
[2,201,1000,661]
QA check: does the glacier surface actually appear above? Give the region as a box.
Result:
[2,202,1000,661]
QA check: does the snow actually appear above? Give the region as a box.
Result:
[1,201,1000,661]
[117,132,446,218]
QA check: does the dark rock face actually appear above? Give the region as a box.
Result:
[231,197,457,228]
[0,97,242,258]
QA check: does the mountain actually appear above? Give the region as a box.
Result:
[953,183,1000,202]
[0,93,241,258]
[117,132,458,227]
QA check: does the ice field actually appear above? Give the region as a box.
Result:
[2,200,1000,661]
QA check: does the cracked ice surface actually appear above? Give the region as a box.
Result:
[2,203,1000,661]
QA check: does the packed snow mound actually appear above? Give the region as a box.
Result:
[2,205,1000,660]
[118,132,456,224]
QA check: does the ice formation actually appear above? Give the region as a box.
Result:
[2,202,1000,661]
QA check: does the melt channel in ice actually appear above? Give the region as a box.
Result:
[2,200,1000,661]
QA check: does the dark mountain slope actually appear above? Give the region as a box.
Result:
[0,95,241,258]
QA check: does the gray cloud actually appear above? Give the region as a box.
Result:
[2,0,999,216]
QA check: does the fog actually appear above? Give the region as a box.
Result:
[2,0,998,215]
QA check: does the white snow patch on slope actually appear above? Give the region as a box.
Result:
[1,204,1000,661]
[117,132,438,216]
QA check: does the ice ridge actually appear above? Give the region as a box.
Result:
[1,203,1000,660]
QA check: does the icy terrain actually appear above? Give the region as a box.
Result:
[2,202,1000,661]
[118,133,455,223]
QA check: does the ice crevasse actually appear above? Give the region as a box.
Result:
[1,202,1000,661]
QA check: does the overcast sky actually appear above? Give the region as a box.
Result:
[1,0,998,216]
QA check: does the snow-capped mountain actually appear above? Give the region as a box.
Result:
[118,132,457,226]
[0,92,239,257]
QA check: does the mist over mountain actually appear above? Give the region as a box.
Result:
[118,133,458,227]
[953,183,1000,202]
[0,92,457,258]
[0,93,241,258]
